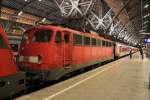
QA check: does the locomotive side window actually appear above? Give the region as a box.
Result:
[97,40,101,46]
[91,38,96,46]
[73,34,82,45]
[96,39,98,46]
[84,36,90,45]
[55,31,61,43]
[0,34,8,49]
[64,31,70,44]
[32,30,52,42]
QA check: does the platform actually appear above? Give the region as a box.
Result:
[16,53,150,100]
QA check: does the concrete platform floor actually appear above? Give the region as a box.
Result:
[16,53,150,100]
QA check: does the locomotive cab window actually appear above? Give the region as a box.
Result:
[0,34,8,49]
[73,34,82,45]
[55,31,61,43]
[32,30,52,42]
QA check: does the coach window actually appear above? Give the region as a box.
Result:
[92,38,96,46]
[55,31,61,43]
[96,39,99,46]
[84,36,90,45]
[10,44,18,52]
[102,40,105,47]
[73,34,82,45]
[98,40,101,46]
[108,42,110,46]
[105,41,107,47]
[108,42,110,47]
[107,42,110,47]
[111,42,113,46]
[109,42,112,46]
[0,34,8,49]
[106,41,108,47]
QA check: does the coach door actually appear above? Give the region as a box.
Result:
[63,31,72,67]
[55,31,64,67]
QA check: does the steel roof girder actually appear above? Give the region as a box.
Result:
[87,8,113,31]
[87,11,106,30]
[54,0,93,18]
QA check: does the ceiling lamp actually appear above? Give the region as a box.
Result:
[144,4,149,8]
[144,15,147,18]
[144,20,148,24]
[18,11,23,16]
[143,25,148,28]
[144,14,149,18]
[41,18,46,22]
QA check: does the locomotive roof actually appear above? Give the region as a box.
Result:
[26,25,112,42]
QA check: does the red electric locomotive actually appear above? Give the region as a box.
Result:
[18,25,114,81]
[0,26,25,99]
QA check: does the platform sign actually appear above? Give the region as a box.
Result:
[144,38,150,43]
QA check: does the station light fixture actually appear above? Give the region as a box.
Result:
[139,43,141,45]
[144,4,149,8]
[41,18,46,22]
[65,2,70,5]
[139,32,150,34]
[144,20,148,24]
[18,11,23,16]
[143,25,148,28]
[144,13,150,18]
[38,0,42,2]
[144,15,147,18]
[139,29,145,33]
[24,0,28,2]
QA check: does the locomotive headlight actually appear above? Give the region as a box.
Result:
[29,56,39,63]
[29,56,42,64]
[19,56,42,64]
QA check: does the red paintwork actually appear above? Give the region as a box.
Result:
[119,46,130,52]
[18,25,114,71]
[0,26,17,77]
